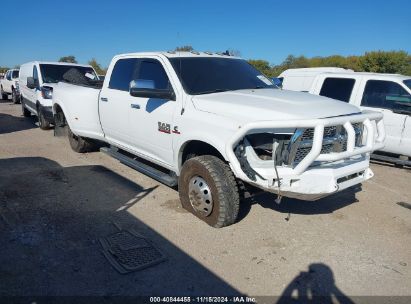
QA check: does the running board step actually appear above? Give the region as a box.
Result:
[371,153,411,167]
[100,147,178,187]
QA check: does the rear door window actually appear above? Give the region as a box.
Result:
[361,80,411,112]
[319,77,356,102]
[109,58,139,91]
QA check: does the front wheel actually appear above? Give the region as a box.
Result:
[178,155,240,228]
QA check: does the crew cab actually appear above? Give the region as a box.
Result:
[279,68,411,164]
[1,69,20,103]
[19,61,98,129]
[51,52,385,227]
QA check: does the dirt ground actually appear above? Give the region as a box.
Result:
[0,98,410,301]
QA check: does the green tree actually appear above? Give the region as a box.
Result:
[248,50,411,77]
[58,56,77,63]
[175,45,194,52]
[0,67,10,74]
[282,55,309,69]
[88,58,105,75]
[358,51,410,74]
[248,59,276,77]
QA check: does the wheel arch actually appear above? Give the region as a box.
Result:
[53,102,70,128]
[178,140,227,172]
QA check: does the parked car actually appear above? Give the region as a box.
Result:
[1,69,20,103]
[19,61,98,129]
[278,68,411,164]
[51,52,385,227]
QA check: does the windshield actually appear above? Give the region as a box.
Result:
[11,70,19,79]
[404,79,411,90]
[169,57,276,95]
[39,64,97,84]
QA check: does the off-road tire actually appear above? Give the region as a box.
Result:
[1,87,7,100]
[68,126,95,153]
[178,155,240,228]
[21,101,31,117]
[12,89,19,104]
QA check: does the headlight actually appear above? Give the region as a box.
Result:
[41,87,53,99]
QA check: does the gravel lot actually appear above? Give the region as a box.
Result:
[0,98,410,300]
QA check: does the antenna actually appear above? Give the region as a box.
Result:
[177,32,186,115]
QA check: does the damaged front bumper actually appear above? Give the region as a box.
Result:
[226,111,385,201]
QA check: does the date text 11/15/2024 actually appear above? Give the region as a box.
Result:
[149,296,256,303]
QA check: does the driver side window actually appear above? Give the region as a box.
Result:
[361,80,411,111]
[137,60,170,90]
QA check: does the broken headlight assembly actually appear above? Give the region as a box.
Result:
[234,132,293,181]
[245,133,291,165]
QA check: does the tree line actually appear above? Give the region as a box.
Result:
[249,50,411,77]
[2,49,410,77]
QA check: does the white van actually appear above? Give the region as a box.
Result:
[19,61,98,129]
[279,68,411,163]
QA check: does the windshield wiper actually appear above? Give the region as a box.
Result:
[393,109,411,115]
[195,89,230,95]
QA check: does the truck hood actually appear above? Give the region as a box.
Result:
[192,89,360,124]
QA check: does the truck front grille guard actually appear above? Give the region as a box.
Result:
[287,122,363,167]
[225,111,385,186]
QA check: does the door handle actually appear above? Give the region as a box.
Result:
[131,104,140,109]
[100,97,108,102]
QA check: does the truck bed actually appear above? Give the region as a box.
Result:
[53,82,104,140]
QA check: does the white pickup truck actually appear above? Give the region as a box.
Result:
[51,52,385,227]
[1,69,20,103]
[278,68,411,165]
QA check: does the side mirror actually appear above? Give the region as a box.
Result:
[272,77,283,89]
[27,77,38,89]
[129,79,175,101]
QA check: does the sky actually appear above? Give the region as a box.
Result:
[1,0,410,68]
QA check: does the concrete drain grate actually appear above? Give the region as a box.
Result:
[100,230,166,274]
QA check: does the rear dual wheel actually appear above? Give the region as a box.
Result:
[21,100,31,117]
[12,89,19,104]
[1,87,8,100]
[37,107,50,130]
[68,126,95,153]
